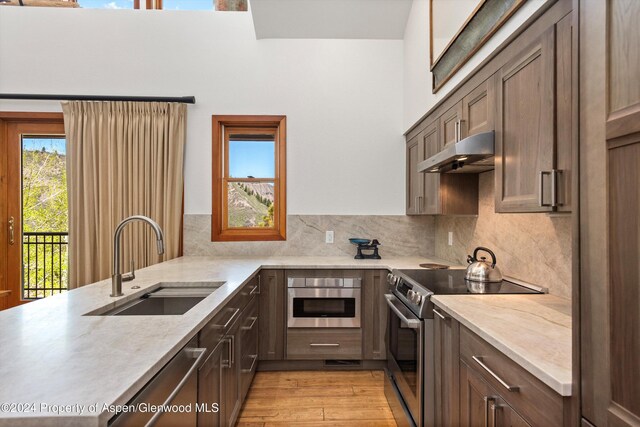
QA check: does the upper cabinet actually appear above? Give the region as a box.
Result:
[440,101,463,148]
[463,75,496,138]
[495,17,574,213]
[406,117,478,216]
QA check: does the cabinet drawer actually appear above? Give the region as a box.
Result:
[459,326,565,427]
[199,275,260,352]
[287,328,362,360]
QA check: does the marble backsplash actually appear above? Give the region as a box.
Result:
[435,171,572,299]
[184,214,435,258]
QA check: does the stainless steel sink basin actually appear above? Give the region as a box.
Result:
[87,281,225,316]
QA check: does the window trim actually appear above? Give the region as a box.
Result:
[212,115,286,242]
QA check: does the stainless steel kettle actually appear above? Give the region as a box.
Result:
[465,247,503,283]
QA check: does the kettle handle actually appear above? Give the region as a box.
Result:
[472,247,497,268]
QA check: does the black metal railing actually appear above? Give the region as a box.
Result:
[22,231,69,299]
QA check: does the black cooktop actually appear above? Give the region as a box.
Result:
[397,269,542,295]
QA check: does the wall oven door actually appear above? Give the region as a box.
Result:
[288,287,361,328]
[385,294,423,427]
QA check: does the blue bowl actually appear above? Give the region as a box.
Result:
[349,238,371,245]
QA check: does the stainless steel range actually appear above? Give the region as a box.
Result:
[383,268,543,427]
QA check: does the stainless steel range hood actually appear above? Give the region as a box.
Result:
[418,131,495,174]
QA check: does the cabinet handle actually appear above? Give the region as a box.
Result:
[538,171,552,207]
[433,308,447,320]
[483,396,491,427]
[241,354,258,373]
[309,343,340,347]
[242,316,258,331]
[216,308,240,330]
[8,217,14,245]
[459,119,465,140]
[551,169,560,207]
[490,401,498,427]
[454,121,459,142]
[418,196,423,213]
[250,283,260,296]
[144,347,206,427]
[472,356,520,392]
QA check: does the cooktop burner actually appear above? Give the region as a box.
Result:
[387,268,543,319]
[397,269,541,295]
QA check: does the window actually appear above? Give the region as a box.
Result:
[212,115,286,242]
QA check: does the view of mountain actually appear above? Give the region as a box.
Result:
[228,182,274,228]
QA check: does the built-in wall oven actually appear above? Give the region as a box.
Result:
[287,276,361,328]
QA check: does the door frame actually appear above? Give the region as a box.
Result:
[0,112,65,309]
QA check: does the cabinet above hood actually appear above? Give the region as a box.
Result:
[418,131,495,174]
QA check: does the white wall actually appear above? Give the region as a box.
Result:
[0,7,405,215]
[403,0,548,131]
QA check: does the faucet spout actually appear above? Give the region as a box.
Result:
[111,215,165,297]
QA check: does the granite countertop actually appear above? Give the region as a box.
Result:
[0,255,452,427]
[431,293,572,396]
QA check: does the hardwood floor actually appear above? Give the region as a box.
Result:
[237,370,397,426]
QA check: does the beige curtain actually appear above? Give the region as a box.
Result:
[62,101,186,288]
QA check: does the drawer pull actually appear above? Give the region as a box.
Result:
[433,309,447,320]
[309,343,340,347]
[250,283,260,296]
[215,308,240,330]
[241,354,258,373]
[242,316,258,331]
[473,356,520,392]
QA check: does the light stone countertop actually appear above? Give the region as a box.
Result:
[431,293,572,396]
[0,255,453,427]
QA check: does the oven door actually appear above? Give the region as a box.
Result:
[288,287,361,328]
[385,293,423,427]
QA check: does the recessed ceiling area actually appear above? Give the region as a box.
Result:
[250,0,413,40]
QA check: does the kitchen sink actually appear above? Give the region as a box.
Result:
[87,281,225,316]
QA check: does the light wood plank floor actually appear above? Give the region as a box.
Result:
[237,370,397,427]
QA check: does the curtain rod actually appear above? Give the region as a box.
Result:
[0,93,196,104]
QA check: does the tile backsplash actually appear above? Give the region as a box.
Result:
[435,171,572,299]
[184,214,435,258]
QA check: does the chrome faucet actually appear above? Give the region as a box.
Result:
[111,215,165,297]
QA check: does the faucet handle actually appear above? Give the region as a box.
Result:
[122,259,136,282]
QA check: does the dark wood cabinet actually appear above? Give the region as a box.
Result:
[362,269,388,360]
[462,76,496,138]
[197,341,224,427]
[406,134,423,215]
[495,16,574,213]
[239,293,259,402]
[460,360,531,427]
[258,269,285,361]
[440,100,463,148]
[433,307,460,427]
[580,1,640,425]
[198,276,260,427]
[406,117,479,216]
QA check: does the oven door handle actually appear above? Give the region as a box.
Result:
[385,294,421,329]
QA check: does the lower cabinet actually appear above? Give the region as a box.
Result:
[433,304,569,427]
[460,360,531,427]
[198,274,260,427]
[362,269,389,360]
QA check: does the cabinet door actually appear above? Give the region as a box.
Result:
[258,269,285,360]
[198,343,224,427]
[239,295,259,401]
[422,119,441,214]
[406,135,423,215]
[440,100,463,148]
[433,308,460,427]
[555,13,574,212]
[460,361,531,427]
[462,75,495,137]
[222,318,241,427]
[362,269,388,360]
[460,360,496,427]
[495,26,555,212]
